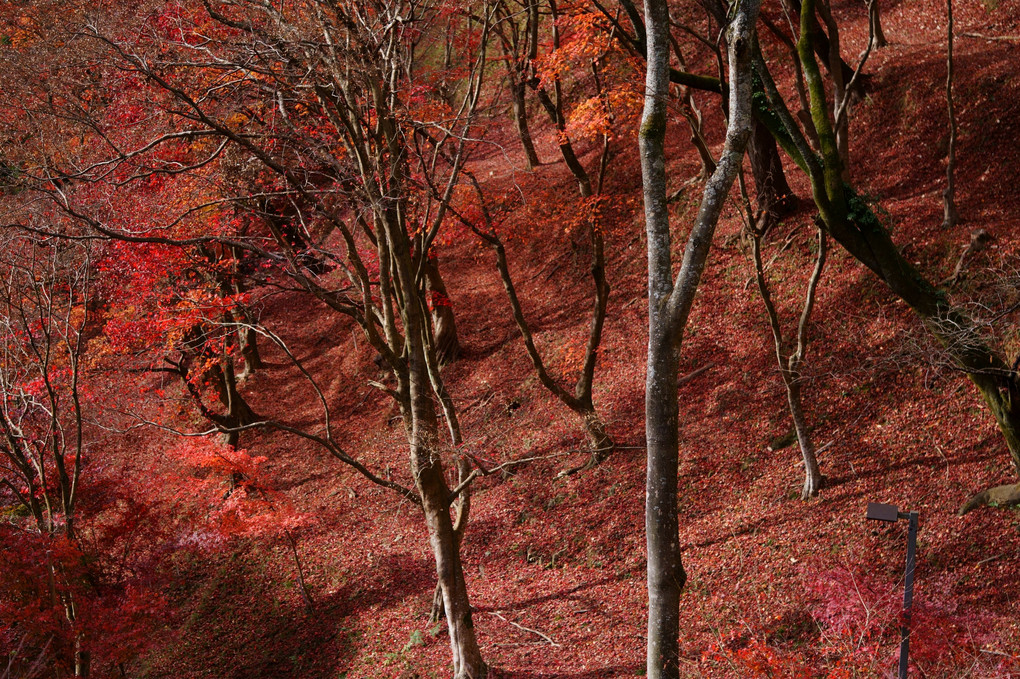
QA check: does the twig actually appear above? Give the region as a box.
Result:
[490,611,560,646]
[678,362,714,388]
[743,224,802,290]
[976,554,1002,567]
[980,648,1018,659]
[449,451,572,500]
[960,32,1020,42]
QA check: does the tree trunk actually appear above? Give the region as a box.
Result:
[409,351,485,679]
[558,405,615,477]
[752,7,1020,481]
[784,0,864,99]
[749,218,827,501]
[640,0,759,675]
[511,81,541,169]
[387,210,485,677]
[466,187,615,475]
[424,255,460,366]
[786,380,822,498]
[870,0,888,48]
[210,357,260,448]
[959,482,1020,515]
[942,0,959,229]
[236,317,263,380]
[747,118,795,230]
[74,633,90,678]
[430,457,471,622]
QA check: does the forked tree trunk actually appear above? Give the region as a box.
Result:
[640,0,759,675]
[749,222,827,500]
[409,390,484,677]
[387,213,486,678]
[178,326,261,448]
[784,0,862,97]
[430,457,471,622]
[461,175,614,475]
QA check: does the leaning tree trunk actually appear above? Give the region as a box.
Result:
[640,0,759,675]
[752,0,1020,498]
[784,0,864,99]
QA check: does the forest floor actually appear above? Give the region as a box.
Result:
[116,0,1020,677]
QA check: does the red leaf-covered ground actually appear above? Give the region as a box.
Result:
[93,1,1020,677]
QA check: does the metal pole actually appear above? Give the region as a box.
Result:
[898,511,918,679]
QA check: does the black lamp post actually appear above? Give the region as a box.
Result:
[866,502,919,679]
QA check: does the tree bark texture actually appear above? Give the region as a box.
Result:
[386,216,486,678]
[747,118,795,230]
[424,255,460,366]
[640,0,759,675]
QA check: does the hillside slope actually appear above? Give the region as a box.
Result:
[112,1,1020,677]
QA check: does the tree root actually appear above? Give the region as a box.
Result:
[958,483,1020,515]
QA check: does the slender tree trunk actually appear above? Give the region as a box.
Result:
[409,357,485,678]
[463,179,615,474]
[786,380,822,498]
[870,0,888,48]
[285,531,314,613]
[511,81,541,169]
[74,634,89,678]
[748,214,827,500]
[942,0,959,229]
[668,39,717,181]
[682,105,717,180]
[640,0,759,675]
